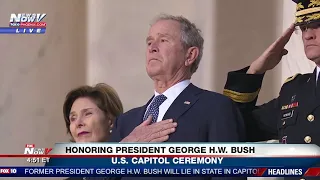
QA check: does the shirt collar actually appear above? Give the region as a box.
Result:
[317,66,320,82]
[154,80,191,101]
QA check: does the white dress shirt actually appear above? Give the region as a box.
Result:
[144,80,191,122]
[317,66,320,83]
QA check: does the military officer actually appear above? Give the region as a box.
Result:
[224,0,320,147]
[224,2,320,179]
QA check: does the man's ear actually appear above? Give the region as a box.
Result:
[184,47,199,67]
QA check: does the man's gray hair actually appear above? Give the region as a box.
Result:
[151,14,204,74]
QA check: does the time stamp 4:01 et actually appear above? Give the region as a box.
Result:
[27,157,50,164]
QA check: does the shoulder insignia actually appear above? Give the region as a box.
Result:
[283,73,300,84]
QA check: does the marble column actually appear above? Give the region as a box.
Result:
[0,0,87,172]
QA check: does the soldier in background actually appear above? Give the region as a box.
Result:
[224,0,320,149]
[224,1,320,177]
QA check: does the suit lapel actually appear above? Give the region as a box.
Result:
[162,84,202,122]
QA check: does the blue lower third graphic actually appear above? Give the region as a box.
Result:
[0,167,313,177]
[0,27,46,34]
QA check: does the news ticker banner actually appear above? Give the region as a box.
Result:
[41,143,320,167]
[1,167,320,177]
[0,143,319,177]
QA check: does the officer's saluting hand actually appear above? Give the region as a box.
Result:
[246,24,295,75]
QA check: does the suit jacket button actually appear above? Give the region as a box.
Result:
[307,114,314,122]
[304,136,312,143]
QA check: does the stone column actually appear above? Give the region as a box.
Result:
[0,0,87,172]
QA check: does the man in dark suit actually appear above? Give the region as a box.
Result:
[109,14,246,180]
[223,0,320,179]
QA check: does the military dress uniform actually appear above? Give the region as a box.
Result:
[224,66,320,144]
[223,67,320,180]
[223,1,320,179]
[224,0,320,143]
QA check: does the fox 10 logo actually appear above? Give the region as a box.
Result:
[24,144,52,164]
[0,13,47,34]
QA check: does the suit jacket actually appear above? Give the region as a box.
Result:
[223,67,320,180]
[109,83,246,180]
